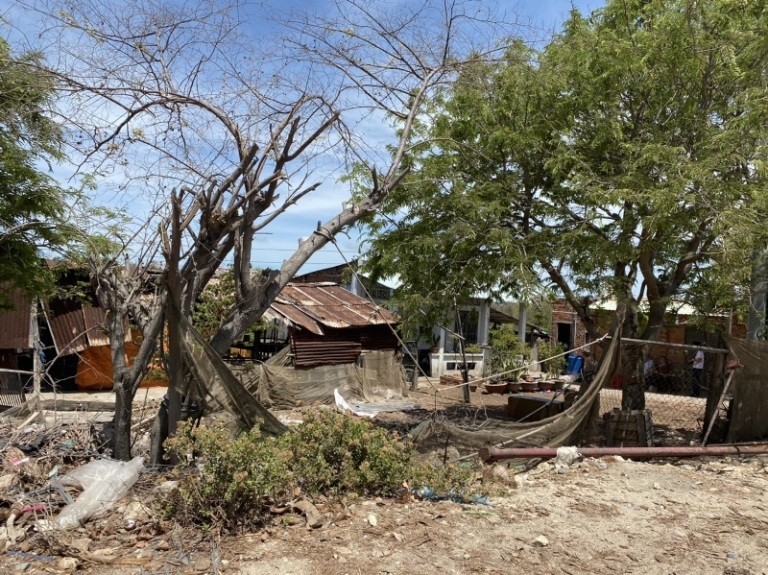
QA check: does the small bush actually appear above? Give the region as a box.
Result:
[277,408,415,497]
[162,409,480,530]
[164,424,292,530]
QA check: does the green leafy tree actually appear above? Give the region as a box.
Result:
[0,37,76,306]
[363,0,768,347]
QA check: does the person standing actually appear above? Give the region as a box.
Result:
[643,357,656,391]
[691,343,704,397]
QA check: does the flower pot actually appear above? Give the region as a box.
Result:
[484,382,508,394]
[551,380,564,391]
[507,381,522,393]
[538,380,555,392]
[520,381,538,392]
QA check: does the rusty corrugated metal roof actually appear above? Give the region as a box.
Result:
[0,290,33,350]
[82,306,110,347]
[48,309,89,355]
[265,283,399,334]
[47,306,130,356]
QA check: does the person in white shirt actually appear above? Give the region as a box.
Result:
[643,358,656,391]
[690,343,704,397]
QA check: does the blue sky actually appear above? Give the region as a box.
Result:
[275,0,605,275]
[3,0,603,276]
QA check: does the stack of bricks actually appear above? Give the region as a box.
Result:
[440,374,465,386]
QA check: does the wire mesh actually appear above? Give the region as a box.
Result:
[596,340,726,446]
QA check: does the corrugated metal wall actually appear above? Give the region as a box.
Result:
[291,325,399,368]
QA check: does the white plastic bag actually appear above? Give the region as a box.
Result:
[56,457,144,529]
[554,446,581,474]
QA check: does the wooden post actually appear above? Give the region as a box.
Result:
[31,299,41,398]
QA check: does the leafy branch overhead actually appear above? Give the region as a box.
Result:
[362,0,768,340]
[0,37,81,306]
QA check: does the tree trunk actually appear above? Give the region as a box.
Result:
[113,373,133,460]
[615,302,646,411]
[150,398,169,466]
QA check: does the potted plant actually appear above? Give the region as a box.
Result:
[537,340,567,379]
[489,325,529,382]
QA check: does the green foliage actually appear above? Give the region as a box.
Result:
[163,424,292,530]
[360,0,768,339]
[193,269,271,342]
[0,37,79,306]
[162,410,481,531]
[193,270,238,342]
[488,325,528,376]
[537,340,567,376]
[277,408,415,498]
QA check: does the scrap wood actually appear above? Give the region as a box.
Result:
[292,499,324,528]
[38,400,116,412]
[16,412,41,430]
[271,499,325,528]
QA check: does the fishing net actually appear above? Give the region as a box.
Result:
[172,301,287,436]
[724,337,768,442]
[410,330,622,453]
[241,350,410,409]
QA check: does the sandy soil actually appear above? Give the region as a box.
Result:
[3,452,763,575]
[223,454,768,575]
[3,383,761,575]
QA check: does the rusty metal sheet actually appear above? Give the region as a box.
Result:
[272,283,399,333]
[47,306,131,356]
[82,306,111,347]
[291,337,362,367]
[0,290,33,350]
[266,302,324,335]
[48,309,89,355]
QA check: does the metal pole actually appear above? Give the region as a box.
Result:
[701,366,737,447]
[479,443,768,463]
[31,298,41,398]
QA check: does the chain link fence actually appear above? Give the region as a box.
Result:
[595,339,729,446]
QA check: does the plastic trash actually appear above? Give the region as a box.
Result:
[56,456,144,529]
[554,446,581,473]
[413,485,490,505]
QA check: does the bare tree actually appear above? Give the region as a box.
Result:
[12,0,504,459]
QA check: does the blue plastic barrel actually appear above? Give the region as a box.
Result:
[566,354,584,374]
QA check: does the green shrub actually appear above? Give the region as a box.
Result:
[538,340,567,375]
[163,424,292,530]
[162,409,481,531]
[276,408,415,497]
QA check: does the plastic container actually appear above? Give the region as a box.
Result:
[56,457,144,529]
[566,355,584,374]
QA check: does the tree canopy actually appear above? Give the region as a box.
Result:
[362,0,768,339]
[12,0,502,458]
[0,36,75,306]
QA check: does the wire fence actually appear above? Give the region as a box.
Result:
[0,369,31,411]
[594,339,728,446]
[411,337,731,449]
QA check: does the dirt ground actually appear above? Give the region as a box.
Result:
[2,384,764,575]
[220,453,768,575]
[2,452,765,575]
